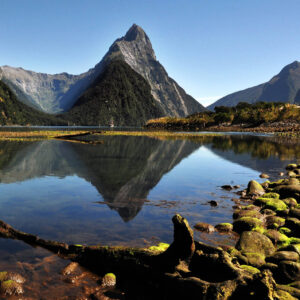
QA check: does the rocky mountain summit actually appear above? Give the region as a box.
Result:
[0,24,204,117]
[209,61,300,110]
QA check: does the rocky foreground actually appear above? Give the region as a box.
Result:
[0,165,299,299]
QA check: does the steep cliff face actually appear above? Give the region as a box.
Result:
[208,61,300,110]
[0,24,204,117]
[101,24,205,116]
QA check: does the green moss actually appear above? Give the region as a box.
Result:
[251,226,266,234]
[262,192,280,199]
[240,265,260,274]
[259,198,288,211]
[0,272,7,282]
[104,273,116,280]
[148,242,170,252]
[279,227,292,235]
[1,280,14,288]
[74,244,83,247]
[288,238,300,244]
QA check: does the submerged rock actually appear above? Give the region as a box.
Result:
[194,222,215,233]
[215,223,233,232]
[260,173,270,179]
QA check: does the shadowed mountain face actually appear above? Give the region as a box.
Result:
[208,61,300,110]
[0,137,200,221]
[0,24,205,117]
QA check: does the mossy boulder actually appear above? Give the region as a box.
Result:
[102,273,116,287]
[255,197,288,212]
[266,215,285,228]
[265,230,289,244]
[263,192,280,199]
[240,264,260,274]
[236,231,275,256]
[215,223,233,232]
[266,251,299,264]
[233,208,262,220]
[280,227,292,236]
[284,198,298,208]
[247,180,265,196]
[233,217,263,233]
[243,252,266,268]
[261,208,277,216]
[0,280,23,296]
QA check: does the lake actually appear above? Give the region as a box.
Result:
[0,132,298,298]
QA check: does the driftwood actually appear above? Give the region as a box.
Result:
[0,215,280,299]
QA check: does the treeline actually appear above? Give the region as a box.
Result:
[145,102,300,129]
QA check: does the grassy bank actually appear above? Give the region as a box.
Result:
[145,102,300,132]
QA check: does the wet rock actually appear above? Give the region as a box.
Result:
[0,280,23,296]
[215,223,233,232]
[194,222,214,233]
[233,185,240,189]
[233,208,262,220]
[233,217,263,233]
[260,262,279,273]
[221,185,233,190]
[247,180,265,196]
[261,209,277,216]
[266,251,299,264]
[207,200,218,207]
[61,262,80,275]
[279,172,285,176]
[236,231,275,256]
[260,173,270,179]
[102,273,116,287]
[278,261,300,282]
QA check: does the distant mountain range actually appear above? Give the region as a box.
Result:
[208,61,300,110]
[0,24,205,126]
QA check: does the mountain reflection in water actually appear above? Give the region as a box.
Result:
[0,134,298,246]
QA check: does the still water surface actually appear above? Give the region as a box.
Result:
[0,133,299,297]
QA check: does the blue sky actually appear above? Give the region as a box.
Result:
[1,0,300,106]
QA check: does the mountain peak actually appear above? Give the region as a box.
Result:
[124,24,148,42]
